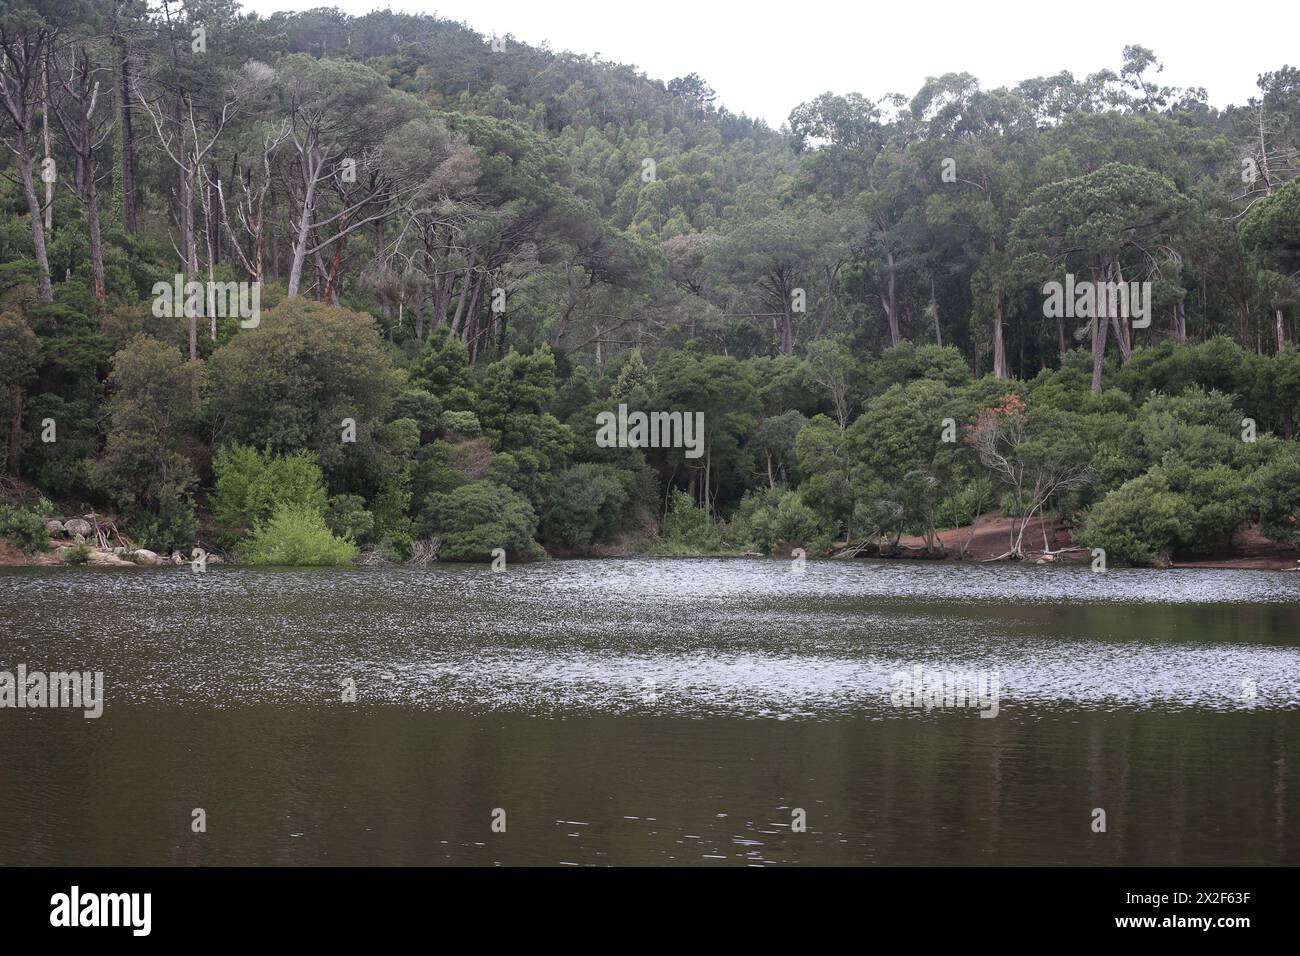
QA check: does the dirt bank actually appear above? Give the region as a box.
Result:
[890,513,1300,570]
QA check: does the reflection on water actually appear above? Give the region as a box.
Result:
[0,559,1297,864]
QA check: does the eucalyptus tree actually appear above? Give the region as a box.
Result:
[51,39,115,309]
[0,0,85,303]
[915,79,1039,376]
[1012,163,1191,392]
[274,54,418,298]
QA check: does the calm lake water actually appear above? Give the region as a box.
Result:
[1,558,1297,865]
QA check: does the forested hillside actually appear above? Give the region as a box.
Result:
[2,1,1299,567]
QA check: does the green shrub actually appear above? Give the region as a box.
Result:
[240,504,357,566]
[325,494,375,542]
[1249,443,1300,545]
[1080,472,1187,566]
[391,388,443,436]
[736,486,821,553]
[212,444,328,546]
[129,489,198,553]
[0,498,52,554]
[60,541,92,563]
[935,477,994,530]
[419,480,542,561]
[661,488,721,551]
[539,463,635,548]
[440,410,481,437]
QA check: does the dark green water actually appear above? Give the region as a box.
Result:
[1,559,1297,865]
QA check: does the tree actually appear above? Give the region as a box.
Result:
[1012,163,1191,391]
[965,393,1094,559]
[803,338,858,428]
[421,479,542,561]
[92,335,204,530]
[0,312,41,475]
[0,0,80,303]
[206,299,398,477]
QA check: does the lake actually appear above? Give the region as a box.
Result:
[1,558,1297,865]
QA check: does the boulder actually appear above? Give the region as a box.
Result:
[62,518,93,537]
[87,549,135,567]
[132,549,161,566]
[45,519,64,535]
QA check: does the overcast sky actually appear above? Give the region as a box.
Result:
[239,0,1299,126]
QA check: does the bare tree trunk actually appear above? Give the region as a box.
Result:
[993,292,1008,380]
[882,252,900,346]
[42,53,53,234]
[85,164,106,309]
[930,277,942,346]
[17,139,54,304]
[449,254,476,335]
[1276,308,1286,354]
[114,17,137,234]
[1090,310,1109,394]
[287,141,322,298]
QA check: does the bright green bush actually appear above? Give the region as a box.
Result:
[935,477,994,530]
[60,541,92,564]
[240,504,357,566]
[440,410,481,437]
[212,444,328,545]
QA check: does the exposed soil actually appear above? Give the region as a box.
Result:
[890,513,1084,563]
[0,539,61,567]
[891,513,1300,570]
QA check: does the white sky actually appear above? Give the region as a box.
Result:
[239,0,1300,126]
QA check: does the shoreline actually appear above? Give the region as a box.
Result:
[5,520,1294,572]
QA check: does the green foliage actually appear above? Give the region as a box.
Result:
[326,494,376,543]
[936,477,994,530]
[413,329,476,410]
[539,463,637,548]
[0,498,51,553]
[420,480,543,561]
[60,541,92,564]
[128,490,200,555]
[240,504,358,567]
[212,444,328,546]
[738,486,822,554]
[392,389,443,437]
[206,301,398,478]
[440,410,482,437]
[92,337,203,511]
[1249,443,1300,546]
[1080,472,1187,566]
[659,488,721,551]
[4,12,1300,572]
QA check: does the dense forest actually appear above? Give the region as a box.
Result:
[2,0,1300,567]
